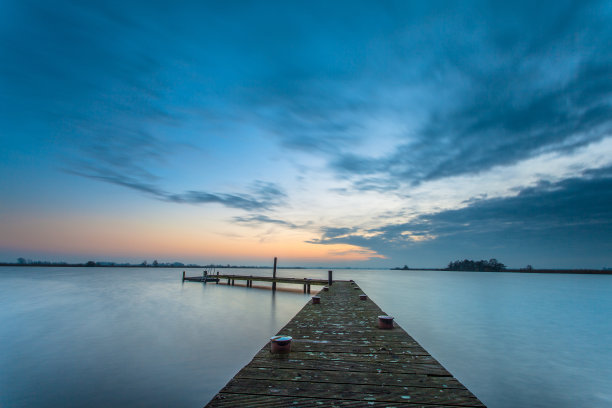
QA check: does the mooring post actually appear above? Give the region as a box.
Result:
[328,270,333,286]
[272,257,278,292]
[182,271,185,281]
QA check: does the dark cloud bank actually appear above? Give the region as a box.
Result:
[311,167,612,268]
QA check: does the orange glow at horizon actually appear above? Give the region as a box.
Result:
[1,213,384,264]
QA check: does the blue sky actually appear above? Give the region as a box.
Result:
[1,0,612,268]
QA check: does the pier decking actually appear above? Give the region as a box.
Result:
[205,281,485,407]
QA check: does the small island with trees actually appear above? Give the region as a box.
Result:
[446,258,506,272]
[391,258,610,274]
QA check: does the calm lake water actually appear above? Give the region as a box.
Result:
[1,267,611,408]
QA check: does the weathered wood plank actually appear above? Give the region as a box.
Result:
[207,393,460,407]
[254,349,438,364]
[235,366,466,389]
[218,378,484,406]
[244,358,453,377]
[278,341,430,355]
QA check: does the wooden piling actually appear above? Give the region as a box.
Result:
[272,257,277,292]
[182,271,185,281]
[328,270,333,285]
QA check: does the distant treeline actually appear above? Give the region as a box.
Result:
[0,258,305,269]
[447,258,506,272]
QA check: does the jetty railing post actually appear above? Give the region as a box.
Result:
[328,270,333,286]
[272,257,278,292]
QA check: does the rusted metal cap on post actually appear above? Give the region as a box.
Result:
[312,296,321,304]
[359,294,368,300]
[378,315,394,330]
[270,335,293,353]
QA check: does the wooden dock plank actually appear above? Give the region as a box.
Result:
[254,350,438,364]
[205,281,485,407]
[284,342,430,355]
[243,358,453,377]
[218,378,483,406]
[205,393,459,407]
[235,366,466,389]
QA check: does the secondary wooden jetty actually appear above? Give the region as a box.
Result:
[183,261,337,294]
[205,281,485,407]
[184,273,331,293]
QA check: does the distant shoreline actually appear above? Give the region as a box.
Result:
[0,262,302,269]
[396,268,612,275]
[1,263,610,274]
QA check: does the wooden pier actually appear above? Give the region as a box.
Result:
[183,270,338,294]
[205,281,485,407]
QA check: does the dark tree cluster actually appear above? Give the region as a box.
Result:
[447,258,506,272]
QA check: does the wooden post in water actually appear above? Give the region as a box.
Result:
[328,270,333,286]
[272,257,278,292]
[182,271,185,281]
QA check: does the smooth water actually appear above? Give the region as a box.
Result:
[1,267,611,408]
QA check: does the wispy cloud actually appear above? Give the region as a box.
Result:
[233,214,301,229]
[166,184,286,211]
[69,167,286,211]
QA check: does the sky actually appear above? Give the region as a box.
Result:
[1,0,612,269]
